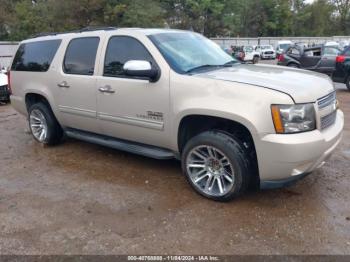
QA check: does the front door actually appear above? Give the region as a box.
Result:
[96,36,170,148]
[54,37,101,133]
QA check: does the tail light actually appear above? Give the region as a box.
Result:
[336,55,345,63]
[278,54,285,62]
[7,70,12,94]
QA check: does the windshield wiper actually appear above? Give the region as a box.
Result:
[186,64,219,74]
[223,60,238,66]
[186,61,238,74]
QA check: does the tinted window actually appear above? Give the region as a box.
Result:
[324,47,340,56]
[104,36,155,77]
[343,48,350,56]
[11,40,61,72]
[64,37,99,75]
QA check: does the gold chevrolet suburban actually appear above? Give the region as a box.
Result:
[9,28,344,201]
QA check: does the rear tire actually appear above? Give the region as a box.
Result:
[253,56,259,64]
[346,75,350,91]
[28,102,63,145]
[181,131,251,202]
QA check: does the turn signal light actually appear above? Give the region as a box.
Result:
[271,105,284,134]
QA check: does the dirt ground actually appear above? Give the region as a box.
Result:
[0,83,349,255]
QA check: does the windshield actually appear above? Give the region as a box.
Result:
[149,32,236,74]
[244,46,254,52]
[279,44,291,50]
[261,46,272,50]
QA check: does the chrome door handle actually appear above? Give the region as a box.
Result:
[57,81,70,88]
[99,85,115,94]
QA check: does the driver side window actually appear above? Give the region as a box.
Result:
[104,36,156,78]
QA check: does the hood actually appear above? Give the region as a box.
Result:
[196,64,334,103]
[0,73,7,86]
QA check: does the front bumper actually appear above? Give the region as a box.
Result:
[261,53,276,59]
[0,85,10,101]
[257,110,344,188]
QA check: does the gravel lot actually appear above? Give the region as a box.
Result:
[0,62,349,254]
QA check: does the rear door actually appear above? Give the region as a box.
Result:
[53,37,102,133]
[317,46,341,75]
[300,47,322,69]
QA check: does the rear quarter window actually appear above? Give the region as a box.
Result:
[11,40,61,72]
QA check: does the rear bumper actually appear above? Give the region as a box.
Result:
[257,110,344,184]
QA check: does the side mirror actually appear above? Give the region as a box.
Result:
[123,60,159,82]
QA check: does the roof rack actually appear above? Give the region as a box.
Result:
[32,26,118,38]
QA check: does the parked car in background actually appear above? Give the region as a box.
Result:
[243,46,260,64]
[255,45,276,59]
[333,46,350,90]
[278,44,341,76]
[0,72,10,103]
[325,41,341,49]
[339,40,349,50]
[1,67,8,74]
[9,28,344,201]
[230,46,245,62]
[276,40,293,58]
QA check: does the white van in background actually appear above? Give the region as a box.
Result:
[276,40,293,57]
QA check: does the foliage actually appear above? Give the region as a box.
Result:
[0,0,349,41]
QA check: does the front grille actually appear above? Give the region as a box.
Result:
[318,91,336,109]
[321,111,337,130]
[317,91,337,130]
[264,51,273,55]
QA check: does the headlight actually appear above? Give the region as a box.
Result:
[271,104,316,134]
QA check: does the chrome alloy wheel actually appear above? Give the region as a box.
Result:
[186,145,235,197]
[29,109,48,142]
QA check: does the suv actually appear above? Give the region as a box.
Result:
[255,45,276,59]
[0,71,10,103]
[10,28,344,201]
[278,45,341,76]
[332,46,350,90]
[243,46,260,64]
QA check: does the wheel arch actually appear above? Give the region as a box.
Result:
[287,61,301,67]
[24,92,60,124]
[176,112,258,154]
[176,113,260,187]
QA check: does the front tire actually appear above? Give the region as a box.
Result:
[181,131,251,202]
[28,102,63,145]
[253,56,259,64]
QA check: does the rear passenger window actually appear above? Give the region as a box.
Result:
[104,36,155,78]
[11,40,61,72]
[63,37,99,75]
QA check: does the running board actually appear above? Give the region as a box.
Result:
[65,129,175,160]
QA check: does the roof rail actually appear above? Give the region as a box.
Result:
[32,26,118,38]
[79,26,117,32]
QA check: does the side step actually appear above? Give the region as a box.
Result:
[65,128,175,160]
